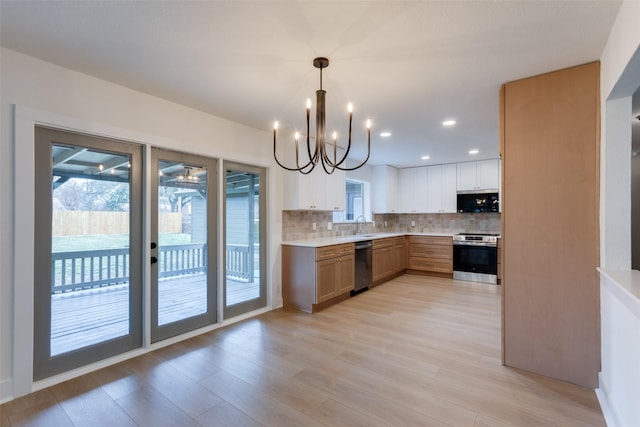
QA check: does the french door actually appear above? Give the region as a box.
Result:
[33,127,143,380]
[224,162,266,318]
[150,148,218,342]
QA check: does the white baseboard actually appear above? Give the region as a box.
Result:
[596,373,620,427]
[0,378,13,404]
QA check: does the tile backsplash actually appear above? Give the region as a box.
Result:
[282,211,501,241]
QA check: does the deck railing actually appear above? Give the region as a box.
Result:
[226,244,253,282]
[52,248,129,293]
[158,244,207,278]
[51,243,252,293]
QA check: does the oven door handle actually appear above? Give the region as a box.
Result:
[453,241,497,247]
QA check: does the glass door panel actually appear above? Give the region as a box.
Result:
[224,162,266,318]
[34,127,142,380]
[151,148,217,343]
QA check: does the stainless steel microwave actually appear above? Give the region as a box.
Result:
[457,191,499,213]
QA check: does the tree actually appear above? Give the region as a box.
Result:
[53,177,130,211]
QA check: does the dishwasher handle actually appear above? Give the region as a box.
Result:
[354,241,373,249]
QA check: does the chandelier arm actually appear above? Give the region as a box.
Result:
[320,146,337,174]
[298,162,316,174]
[336,127,371,171]
[304,104,315,162]
[333,115,353,168]
[273,130,316,172]
[295,127,317,172]
[320,148,337,172]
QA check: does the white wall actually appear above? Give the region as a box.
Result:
[598,2,640,426]
[0,48,284,401]
[600,0,640,268]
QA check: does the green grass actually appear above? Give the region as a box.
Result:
[52,233,193,252]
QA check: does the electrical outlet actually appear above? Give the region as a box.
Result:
[411,220,415,227]
[327,222,332,231]
[312,222,316,231]
[384,221,388,227]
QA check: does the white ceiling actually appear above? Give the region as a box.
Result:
[0,1,622,168]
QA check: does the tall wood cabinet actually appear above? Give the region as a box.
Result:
[501,62,600,388]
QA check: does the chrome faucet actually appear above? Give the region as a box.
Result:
[354,215,366,235]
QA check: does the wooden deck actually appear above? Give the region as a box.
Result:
[51,275,260,355]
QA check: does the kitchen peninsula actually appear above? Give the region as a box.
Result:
[282,232,455,313]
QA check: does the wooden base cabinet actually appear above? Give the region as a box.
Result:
[406,235,453,275]
[372,237,406,285]
[282,243,354,313]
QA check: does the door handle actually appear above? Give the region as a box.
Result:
[150,256,158,264]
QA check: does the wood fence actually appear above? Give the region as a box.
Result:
[53,211,182,236]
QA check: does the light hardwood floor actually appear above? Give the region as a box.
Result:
[1,275,605,426]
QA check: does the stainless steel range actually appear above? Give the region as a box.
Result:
[452,233,499,284]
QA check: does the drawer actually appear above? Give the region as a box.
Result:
[316,243,354,261]
[373,238,394,249]
[392,237,406,246]
[409,243,452,260]
[408,235,452,246]
[408,257,453,273]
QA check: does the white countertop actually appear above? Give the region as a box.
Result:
[282,232,456,247]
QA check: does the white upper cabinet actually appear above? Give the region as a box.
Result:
[426,164,457,213]
[457,159,500,191]
[324,168,346,211]
[476,159,500,190]
[371,160,499,214]
[442,164,458,212]
[372,165,398,213]
[284,168,345,210]
[398,167,427,213]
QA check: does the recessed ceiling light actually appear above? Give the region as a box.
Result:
[380,132,391,137]
[421,155,430,160]
[442,119,456,127]
[468,149,479,155]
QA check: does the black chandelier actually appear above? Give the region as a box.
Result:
[273,57,371,174]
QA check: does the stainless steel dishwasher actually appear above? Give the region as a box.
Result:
[353,240,372,294]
